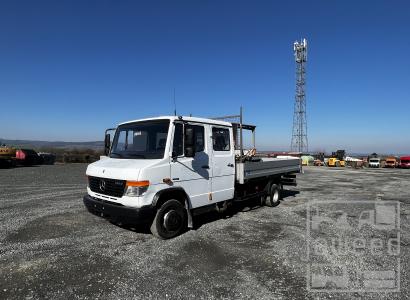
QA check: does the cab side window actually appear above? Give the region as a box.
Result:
[212,127,230,151]
[184,125,205,153]
[193,125,205,152]
[174,124,205,156]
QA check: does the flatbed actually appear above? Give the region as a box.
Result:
[236,157,301,184]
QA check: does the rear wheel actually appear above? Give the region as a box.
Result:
[150,199,187,239]
[265,184,281,207]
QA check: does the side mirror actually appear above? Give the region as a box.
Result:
[184,127,196,158]
[104,133,111,156]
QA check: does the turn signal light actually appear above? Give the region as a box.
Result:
[126,180,150,187]
[125,180,150,197]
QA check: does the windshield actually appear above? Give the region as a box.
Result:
[370,159,379,163]
[402,160,410,164]
[110,120,170,159]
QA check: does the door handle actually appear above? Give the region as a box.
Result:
[201,165,210,169]
[227,163,234,167]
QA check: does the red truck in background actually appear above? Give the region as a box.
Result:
[400,156,410,168]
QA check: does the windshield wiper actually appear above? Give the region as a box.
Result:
[126,154,146,158]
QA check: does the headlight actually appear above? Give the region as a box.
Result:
[124,181,150,197]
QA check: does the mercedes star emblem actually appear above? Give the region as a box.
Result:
[99,179,106,192]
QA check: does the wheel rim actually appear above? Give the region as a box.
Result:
[272,189,279,203]
[163,210,182,232]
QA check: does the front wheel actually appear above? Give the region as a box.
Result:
[150,199,187,239]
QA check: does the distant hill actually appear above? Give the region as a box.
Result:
[0,138,104,150]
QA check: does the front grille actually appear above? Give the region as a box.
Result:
[88,176,126,198]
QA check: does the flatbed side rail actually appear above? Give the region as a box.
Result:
[236,158,301,184]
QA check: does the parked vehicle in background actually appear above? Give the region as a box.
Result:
[15,149,42,165]
[301,155,314,166]
[385,157,398,168]
[83,112,301,239]
[345,156,364,168]
[313,159,324,166]
[0,143,60,167]
[400,156,410,168]
[0,144,16,167]
[38,152,56,165]
[314,152,325,163]
[327,150,345,167]
[368,157,381,168]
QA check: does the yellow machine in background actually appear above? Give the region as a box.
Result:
[0,144,16,167]
[328,157,345,167]
[327,150,346,167]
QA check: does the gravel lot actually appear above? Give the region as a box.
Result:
[0,164,409,299]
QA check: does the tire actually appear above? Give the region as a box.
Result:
[335,161,341,167]
[260,193,267,206]
[265,184,281,207]
[150,199,187,239]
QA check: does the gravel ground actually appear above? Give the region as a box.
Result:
[0,164,409,299]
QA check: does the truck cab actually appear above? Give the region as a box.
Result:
[84,115,300,239]
[368,157,381,168]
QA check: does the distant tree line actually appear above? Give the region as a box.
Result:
[36,147,104,163]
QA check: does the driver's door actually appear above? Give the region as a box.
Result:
[170,123,211,208]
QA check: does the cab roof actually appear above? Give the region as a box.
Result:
[119,116,232,127]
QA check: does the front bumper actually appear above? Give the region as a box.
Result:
[83,194,155,225]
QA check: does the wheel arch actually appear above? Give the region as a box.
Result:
[152,187,189,207]
[267,175,282,190]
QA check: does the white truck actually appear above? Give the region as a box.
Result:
[368,157,381,168]
[84,113,301,239]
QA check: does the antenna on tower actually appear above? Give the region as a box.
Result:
[290,38,308,153]
[173,88,177,116]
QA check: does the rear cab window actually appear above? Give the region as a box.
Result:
[191,125,205,152]
[212,127,230,151]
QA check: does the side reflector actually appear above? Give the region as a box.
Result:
[163,178,172,184]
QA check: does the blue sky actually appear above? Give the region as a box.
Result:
[0,0,409,153]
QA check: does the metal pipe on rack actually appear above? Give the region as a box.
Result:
[240,106,243,157]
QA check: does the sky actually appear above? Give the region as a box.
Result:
[0,0,409,154]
